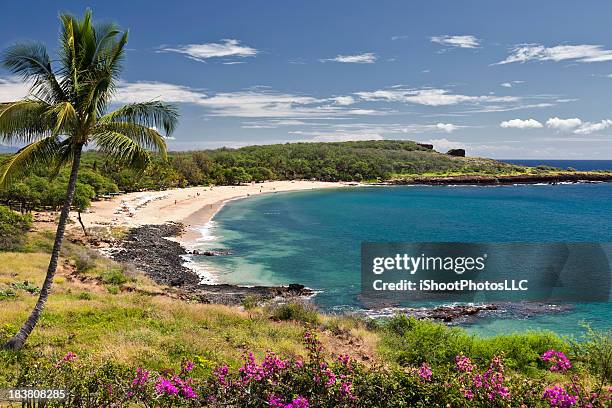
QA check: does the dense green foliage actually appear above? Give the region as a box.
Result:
[379,316,568,375]
[0,205,32,250]
[0,140,531,210]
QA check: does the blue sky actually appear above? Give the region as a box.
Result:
[2,1,612,158]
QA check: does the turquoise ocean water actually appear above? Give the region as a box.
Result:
[189,181,612,338]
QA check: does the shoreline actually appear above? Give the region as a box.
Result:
[79,180,351,233]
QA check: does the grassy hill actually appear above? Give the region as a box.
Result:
[0,228,610,406]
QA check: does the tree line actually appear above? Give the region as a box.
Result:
[0,140,523,215]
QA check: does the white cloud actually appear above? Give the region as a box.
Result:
[430,35,481,49]
[0,77,30,102]
[425,138,465,151]
[500,118,543,129]
[288,122,465,143]
[322,53,377,64]
[355,88,518,106]
[330,96,356,105]
[543,117,612,135]
[546,117,583,131]
[311,133,384,142]
[495,44,612,65]
[159,39,258,61]
[500,80,524,88]
[114,81,208,104]
[574,119,612,135]
[113,81,381,118]
[436,123,458,133]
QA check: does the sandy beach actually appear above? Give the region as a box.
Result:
[74,181,349,242]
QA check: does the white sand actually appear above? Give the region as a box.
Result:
[73,181,350,236]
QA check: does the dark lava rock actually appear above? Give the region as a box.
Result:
[417,143,434,150]
[110,223,312,305]
[447,148,466,157]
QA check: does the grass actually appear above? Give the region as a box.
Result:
[0,230,378,388]
[0,229,609,391]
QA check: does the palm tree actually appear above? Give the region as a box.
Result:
[0,10,178,351]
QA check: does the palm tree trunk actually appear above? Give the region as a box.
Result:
[3,144,84,351]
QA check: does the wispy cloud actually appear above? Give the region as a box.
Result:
[321,53,378,64]
[501,80,524,88]
[355,87,518,106]
[0,77,29,102]
[158,39,258,62]
[495,44,612,65]
[113,81,379,118]
[436,123,458,133]
[430,35,481,49]
[288,121,465,143]
[500,118,543,129]
[573,119,612,134]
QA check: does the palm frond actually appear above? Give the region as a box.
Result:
[58,14,78,102]
[46,101,77,136]
[0,136,61,187]
[1,42,65,103]
[93,122,167,158]
[92,131,151,169]
[0,100,53,144]
[92,22,121,62]
[99,101,178,135]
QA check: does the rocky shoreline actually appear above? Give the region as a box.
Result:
[388,172,612,185]
[110,223,313,305]
[107,223,576,323]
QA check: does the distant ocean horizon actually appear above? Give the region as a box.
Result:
[502,159,612,171]
[189,183,612,337]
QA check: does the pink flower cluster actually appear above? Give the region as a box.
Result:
[268,394,309,408]
[455,354,475,373]
[238,351,288,384]
[456,354,509,401]
[418,363,432,381]
[155,375,197,399]
[541,349,572,372]
[543,386,578,407]
[55,352,77,368]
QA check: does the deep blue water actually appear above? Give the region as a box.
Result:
[191,184,612,337]
[503,159,612,171]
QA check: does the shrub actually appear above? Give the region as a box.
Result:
[71,247,98,273]
[10,281,40,294]
[380,316,567,373]
[77,292,92,300]
[268,301,319,324]
[100,268,129,285]
[571,325,612,385]
[5,333,612,407]
[0,205,32,251]
[241,295,261,311]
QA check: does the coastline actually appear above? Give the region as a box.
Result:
[79,180,351,233]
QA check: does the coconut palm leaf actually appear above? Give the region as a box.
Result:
[1,42,65,104]
[99,101,178,135]
[0,100,53,144]
[92,131,151,169]
[93,121,168,156]
[0,136,61,187]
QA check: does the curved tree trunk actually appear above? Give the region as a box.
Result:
[77,211,87,236]
[3,144,84,351]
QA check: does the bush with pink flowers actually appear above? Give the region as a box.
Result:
[7,332,612,407]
